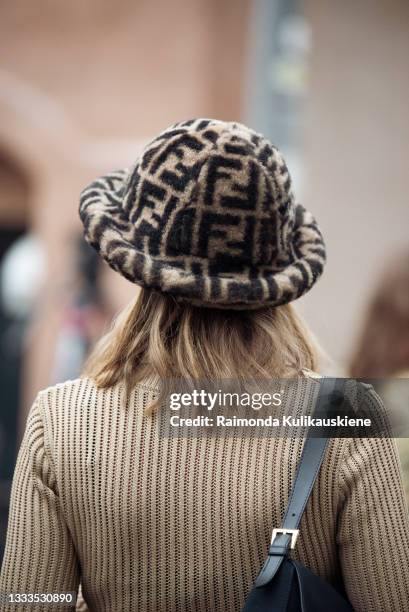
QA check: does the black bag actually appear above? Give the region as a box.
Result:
[242,378,354,612]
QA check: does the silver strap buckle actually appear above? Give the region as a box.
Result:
[271,528,299,549]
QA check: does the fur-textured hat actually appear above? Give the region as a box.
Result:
[79,118,326,309]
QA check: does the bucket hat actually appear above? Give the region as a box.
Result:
[79,118,326,309]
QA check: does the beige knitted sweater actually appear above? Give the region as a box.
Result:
[1,375,409,611]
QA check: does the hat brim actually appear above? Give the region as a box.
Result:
[79,169,326,309]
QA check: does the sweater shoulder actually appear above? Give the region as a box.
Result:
[35,376,157,424]
[35,376,128,426]
[36,376,100,412]
[37,375,97,397]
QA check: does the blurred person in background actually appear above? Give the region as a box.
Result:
[1,120,409,611]
[51,238,109,383]
[0,233,45,559]
[350,248,409,501]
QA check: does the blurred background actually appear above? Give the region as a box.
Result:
[1,0,409,558]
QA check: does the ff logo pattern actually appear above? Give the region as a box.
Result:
[79,119,326,308]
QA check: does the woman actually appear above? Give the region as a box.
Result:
[1,119,409,611]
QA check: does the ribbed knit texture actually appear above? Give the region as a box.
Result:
[1,375,409,611]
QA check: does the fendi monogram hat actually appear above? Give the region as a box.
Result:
[79,118,326,309]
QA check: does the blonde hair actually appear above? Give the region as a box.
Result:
[83,288,319,411]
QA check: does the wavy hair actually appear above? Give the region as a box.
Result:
[83,288,319,411]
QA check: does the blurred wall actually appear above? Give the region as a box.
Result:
[300,0,409,368]
[1,0,408,393]
[0,0,251,412]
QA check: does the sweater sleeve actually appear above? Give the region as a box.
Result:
[337,387,409,612]
[0,394,80,611]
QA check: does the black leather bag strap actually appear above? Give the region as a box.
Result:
[254,377,343,588]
